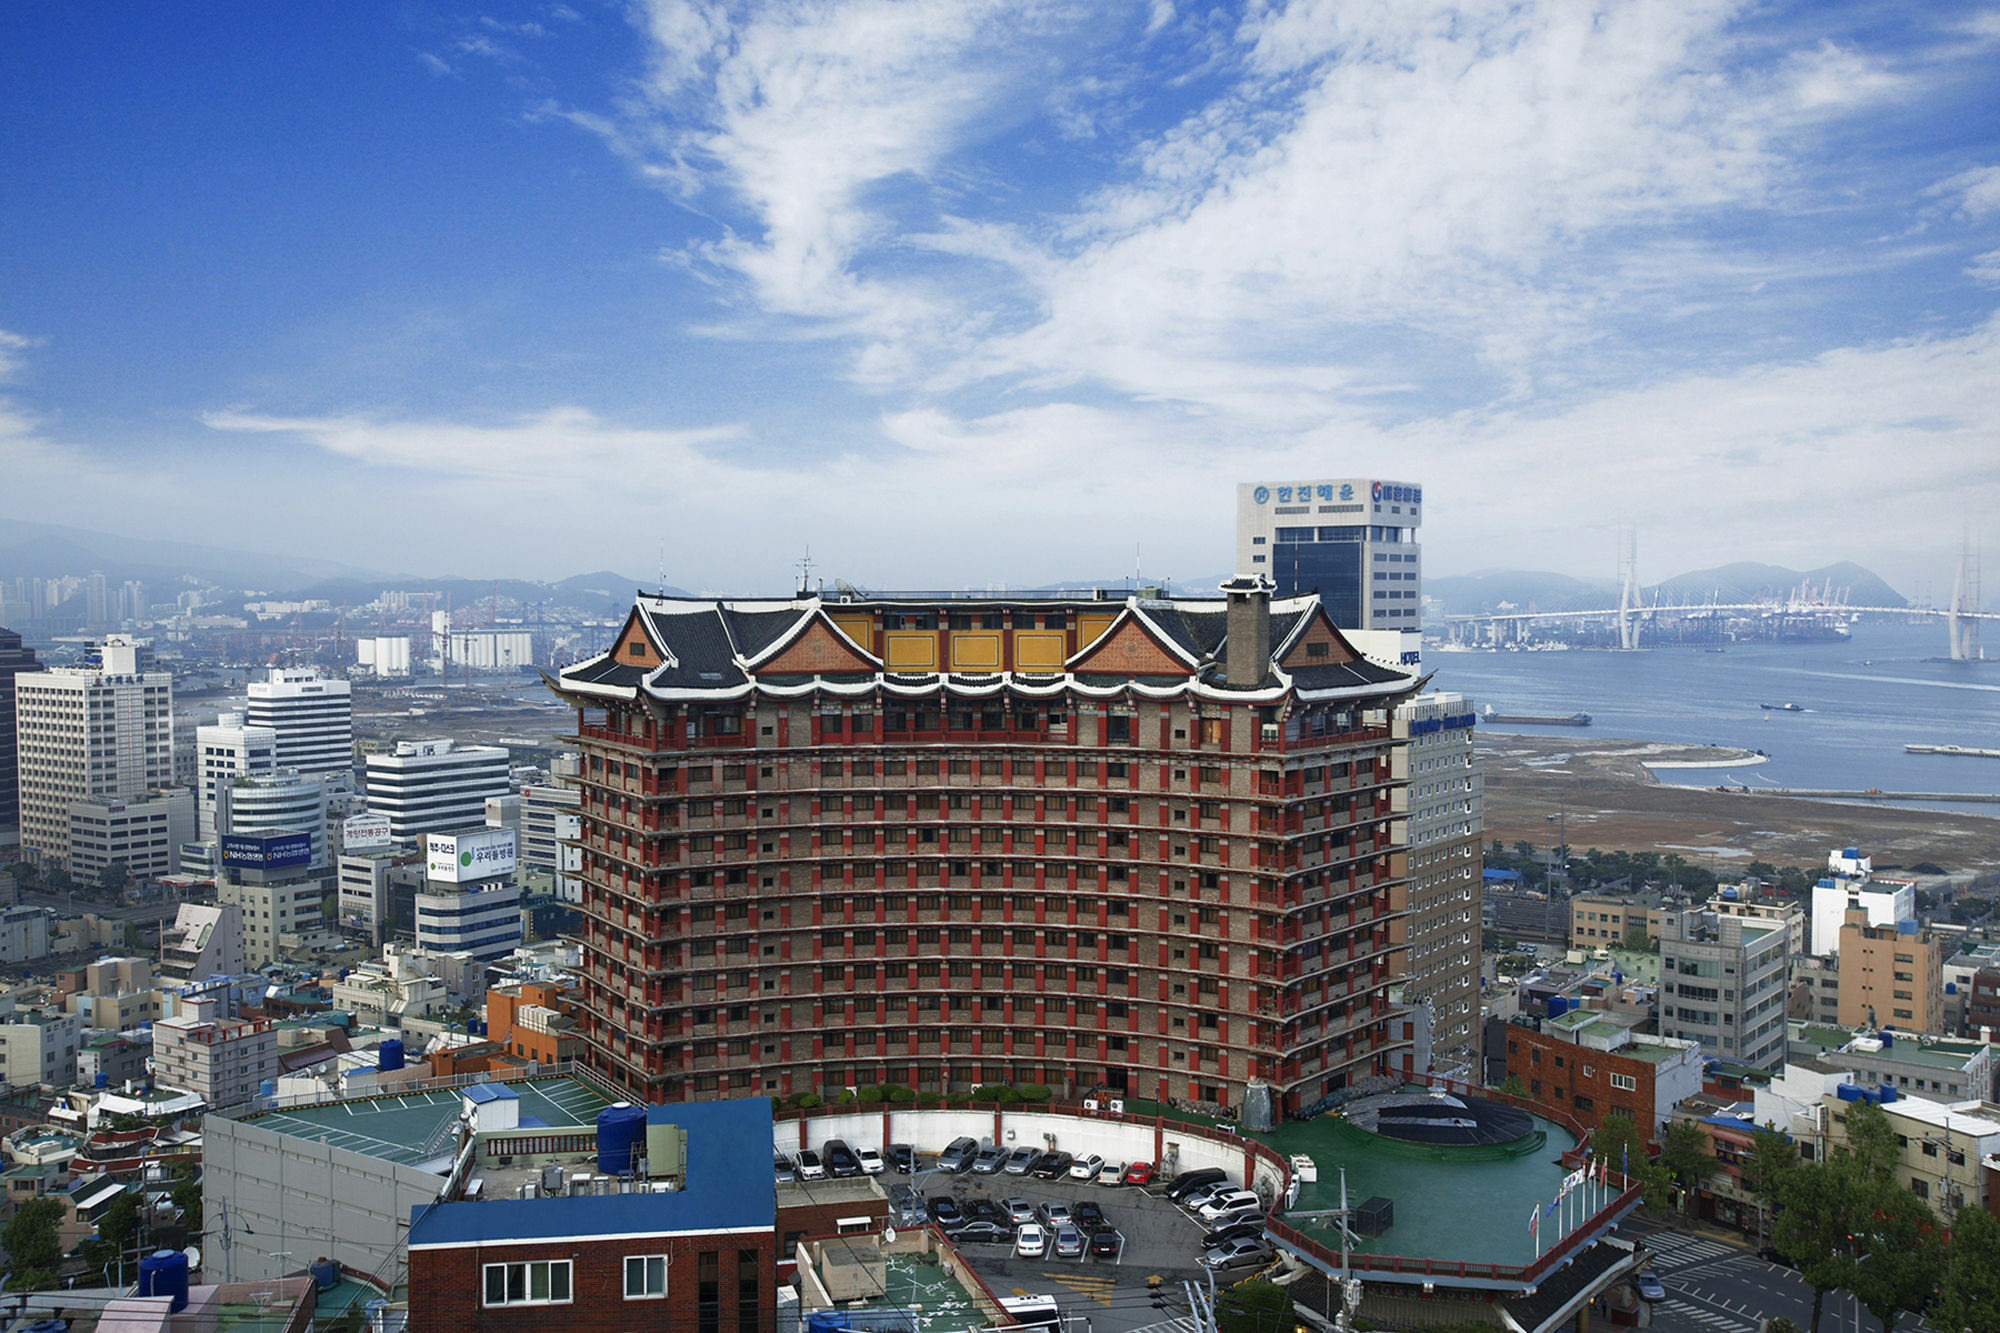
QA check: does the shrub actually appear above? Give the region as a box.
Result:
[834,1088,858,1105]
[1016,1083,1052,1102]
[858,1087,885,1104]
[793,1092,823,1109]
[888,1087,917,1103]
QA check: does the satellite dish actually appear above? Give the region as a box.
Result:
[183,1245,202,1270]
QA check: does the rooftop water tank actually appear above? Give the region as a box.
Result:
[597,1103,647,1176]
[138,1249,190,1312]
[378,1039,405,1072]
[1878,1084,1898,1103]
[259,1079,276,1098]
[1548,995,1570,1018]
[1845,847,1860,859]
[1721,887,1739,900]
[311,1258,339,1289]
[94,1072,107,1089]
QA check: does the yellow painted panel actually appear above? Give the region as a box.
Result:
[1077,614,1118,647]
[884,632,937,670]
[1013,632,1066,670]
[829,614,874,652]
[949,633,1002,670]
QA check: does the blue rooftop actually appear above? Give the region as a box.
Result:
[407,1096,776,1248]
[464,1083,519,1105]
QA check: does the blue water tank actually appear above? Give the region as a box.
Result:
[311,1258,339,1289]
[1844,847,1860,859]
[95,1071,108,1089]
[1612,970,1624,984]
[259,1079,277,1098]
[1879,1084,1898,1104]
[1947,982,1958,995]
[138,1249,190,1312]
[1836,1083,1863,1102]
[1548,995,1569,1019]
[1721,887,1739,900]
[378,1039,405,1072]
[1881,1031,1894,1047]
[1817,878,1836,889]
[597,1102,647,1175]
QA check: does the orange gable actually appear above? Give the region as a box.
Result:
[614,610,661,668]
[1280,612,1359,668]
[1068,617,1192,676]
[757,616,879,675]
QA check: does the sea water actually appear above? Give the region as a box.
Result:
[1428,620,2000,813]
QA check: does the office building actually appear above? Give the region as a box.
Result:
[214,831,335,968]
[0,1007,81,1088]
[0,626,41,844]
[1837,908,1946,1032]
[1235,478,1423,631]
[245,668,353,778]
[415,828,523,963]
[521,782,584,904]
[1659,906,1789,1069]
[13,638,176,868]
[1569,892,1669,949]
[364,740,511,839]
[0,906,52,966]
[551,580,1422,1114]
[1390,693,1482,1072]
[195,712,277,840]
[1810,848,1915,957]
[220,769,330,868]
[65,788,194,883]
[158,903,245,985]
[152,1015,280,1106]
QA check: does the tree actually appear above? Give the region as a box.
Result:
[2,1196,64,1291]
[1845,1176,1943,1333]
[1215,1278,1293,1333]
[1773,1160,1862,1333]
[1513,841,1535,859]
[1591,1113,1671,1210]
[97,860,130,894]
[1497,1074,1527,1097]
[94,1190,144,1280]
[1622,928,1652,952]
[1658,1120,1718,1213]
[1934,1202,2000,1333]
[1840,1099,1898,1185]
[1740,1124,1799,1247]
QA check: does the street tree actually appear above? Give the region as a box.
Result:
[1846,1176,1942,1333]
[2,1196,64,1291]
[1934,1202,2000,1333]
[1215,1278,1293,1333]
[1591,1113,1671,1210]
[1840,1099,1898,1184]
[1657,1119,1718,1213]
[1773,1160,1861,1333]
[1740,1123,1800,1246]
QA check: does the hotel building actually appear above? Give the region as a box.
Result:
[550,578,1424,1117]
[1235,478,1424,633]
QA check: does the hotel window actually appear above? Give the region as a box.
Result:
[625,1255,667,1299]
[484,1260,571,1307]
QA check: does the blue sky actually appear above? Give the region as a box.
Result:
[2,1,1997,594]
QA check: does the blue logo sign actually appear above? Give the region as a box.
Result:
[1371,482,1422,504]
[1256,481,1368,505]
[1252,486,1270,504]
[220,831,313,870]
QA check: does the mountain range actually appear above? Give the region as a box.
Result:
[1428,560,1908,616]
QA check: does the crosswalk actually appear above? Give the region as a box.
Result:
[1121,1318,1200,1333]
[1640,1232,1742,1270]
[1656,1298,1757,1333]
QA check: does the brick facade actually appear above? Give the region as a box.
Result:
[1502,1023,1659,1136]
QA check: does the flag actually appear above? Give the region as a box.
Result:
[1622,1144,1629,1178]
[1529,1202,1541,1234]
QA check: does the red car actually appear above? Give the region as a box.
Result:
[1122,1161,1154,1186]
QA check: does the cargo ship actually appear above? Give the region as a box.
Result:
[1481,708,1591,727]
[1760,702,1804,712]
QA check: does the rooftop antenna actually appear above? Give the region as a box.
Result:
[657,541,666,598]
[797,546,814,596]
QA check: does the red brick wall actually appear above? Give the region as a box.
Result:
[410,1230,776,1333]
[1502,1024,1659,1137]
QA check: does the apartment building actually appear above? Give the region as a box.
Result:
[1390,693,1483,1072]
[1837,908,1946,1032]
[1659,907,1789,1070]
[152,1015,280,1106]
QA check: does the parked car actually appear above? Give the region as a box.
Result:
[947,1221,1013,1245]
[1089,1229,1122,1259]
[1031,1151,1074,1181]
[1001,1198,1038,1224]
[886,1143,915,1174]
[1199,1236,1274,1270]
[854,1146,886,1175]
[822,1140,862,1179]
[1002,1146,1042,1175]
[1200,1219,1267,1250]
[937,1137,980,1173]
[1198,1189,1262,1222]
[1069,1153,1105,1182]
[1036,1201,1073,1229]
[1096,1161,1126,1187]
[773,1152,797,1184]
[889,1184,924,1223]
[966,1199,1005,1225]
[1121,1161,1154,1186]
[795,1149,827,1181]
[1179,1182,1233,1212]
[1072,1201,1108,1232]
[1015,1223,1048,1258]
[1052,1226,1086,1259]
[1164,1167,1228,1201]
[971,1145,1009,1175]
[928,1196,963,1226]
[1634,1272,1666,1302]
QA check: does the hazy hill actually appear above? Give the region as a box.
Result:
[1426,570,1616,614]
[1431,561,1906,616]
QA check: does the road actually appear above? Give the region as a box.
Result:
[1626,1221,1932,1333]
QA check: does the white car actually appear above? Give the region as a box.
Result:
[1015,1223,1048,1258]
[795,1149,827,1181]
[1180,1182,1232,1211]
[1096,1161,1126,1187]
[1069,1153,1105,1181]
[1198,1189,1262,1222]
[854,1146,886,1175]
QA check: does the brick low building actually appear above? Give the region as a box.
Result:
[1502,1009,1704,1137]
[549,580,1434,1118]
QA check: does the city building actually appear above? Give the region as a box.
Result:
[219,769,330,868]
[0,904,53,966]
[1659,906,1789,1069]
[327,945,449,1026]
[0,625,42,845]
[214,832,335,969]
[158,902,245,985]
[1791,952,1840,1025]
[405,1095,776,1333]
[151,1016,279,1106]
[486,979,582,1066]
[336,845,420,945]
[65,788,194,883]
[245,668,353,778]
[0,1003,82,1088]
[1822,1091,2000,1220]
[1786,1021,1994,1104]
[415,828,523,963]
[1235,478,1423,633]
[550,581,1424,1114]
[1810,848,1915,957]
[1502,1012,1703,1135]
[1836,908,1946,1032]
[61,957,161,1032]
[1567,892,1668,948]
[1710,891,1808,960]
[364,740,511,839]
[194,712,277,840]
[1390,693,1482,1072]
[13,638,176,869]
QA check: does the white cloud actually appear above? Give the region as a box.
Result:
[1930,165,2000,220]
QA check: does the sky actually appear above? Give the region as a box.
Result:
[2,1,1998,598]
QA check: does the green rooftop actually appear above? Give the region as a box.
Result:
[242,1076,610,1167]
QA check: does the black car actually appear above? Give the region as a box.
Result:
[823,1139,862,1179]
[1072,1201,1108,1232]
[1164,1167,1229,1201]
[1088,1229,1121,1259]
[1757,1246,1796,1269]
[1200,1219,1266,1249]
[947,1221,1014,1245]
[1031,1151,1074,1180]
[928,1196,963,1226]
[886,1143,915,1174]
[966,1198,1005,1225]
